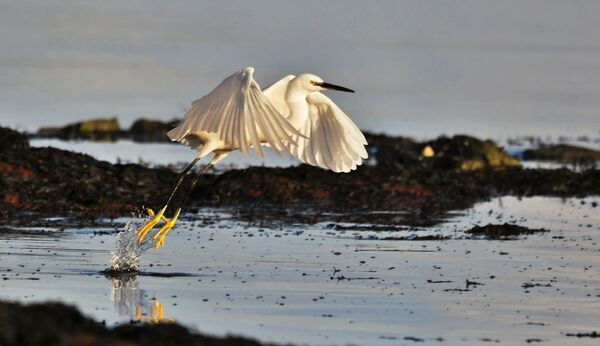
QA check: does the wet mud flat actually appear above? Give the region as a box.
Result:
[0,197,599,345]
[2,126,600,345]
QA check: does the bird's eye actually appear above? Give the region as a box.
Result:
[310,80,318,85]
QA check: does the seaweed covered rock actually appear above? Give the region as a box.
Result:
[73,117,120,133]
[0,127,175,218]
[424,135,521,170]
[38,117,121,140]
[1,126,599,225]
[0,300,269,346]
[364,133,423,167]
[465,223,548,240]
[523,144,600,167]
[366,133,521,170]
[0,126,29,151]
[129,118,179,142]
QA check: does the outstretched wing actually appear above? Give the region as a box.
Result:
[288,92,368,173]
[262,74,295,117]
[168,67,302,157]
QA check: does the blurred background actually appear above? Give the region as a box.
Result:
[1,0,599,139]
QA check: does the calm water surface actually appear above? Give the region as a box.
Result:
[1,196,599,345]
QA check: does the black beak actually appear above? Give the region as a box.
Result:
[317,82,355,93]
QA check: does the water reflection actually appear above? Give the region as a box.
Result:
[109,273,174,323]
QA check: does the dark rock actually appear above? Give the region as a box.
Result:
[0,300,272,346]
[36,117,177,143]
[565,331,599,338]
[522,282,552,289]
[129,118,179,142]
[364,133,423,167]
[36,126,63,137]
[424,135,521,170]
[0,127,29,151]
[37,118,121,141]
[71,118,120,133]
[523,144,600,166]
[465,223,548,240]
[0,127,176,219]
[365,133,520,170]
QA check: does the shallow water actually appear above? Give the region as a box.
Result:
[29,138,299,169]
[30,137,599,173]
[1,196,599,345]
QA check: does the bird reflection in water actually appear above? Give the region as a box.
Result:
[109,273,174,323]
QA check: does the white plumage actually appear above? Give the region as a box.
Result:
[263,75,368,172]
[168,67,368,172]
[137,67,368,249]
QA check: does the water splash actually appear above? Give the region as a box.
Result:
[109,215,154,272]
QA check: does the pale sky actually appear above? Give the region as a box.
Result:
[1,0,599,138]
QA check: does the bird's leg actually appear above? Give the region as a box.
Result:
[136,157,200,245]
[152,207,181,250]
[146,208,170,222]
[150,161,215,250]
[163,156,201,209]
[136,206,167,245]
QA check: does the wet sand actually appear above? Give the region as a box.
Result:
[1,196,599,345]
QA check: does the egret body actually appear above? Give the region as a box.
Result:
[137,67,368,249]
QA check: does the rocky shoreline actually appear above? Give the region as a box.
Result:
[2,125,599,227]
[2,122,600,346]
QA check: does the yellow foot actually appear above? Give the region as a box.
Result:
[152,208,181,250]
[147,208,171,223]
[136,206,167,245]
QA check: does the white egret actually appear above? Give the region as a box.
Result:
[137,67,368,249]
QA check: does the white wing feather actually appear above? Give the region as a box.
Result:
[289,92,368,173]
[262,74,295,118]
[168,67,302,157]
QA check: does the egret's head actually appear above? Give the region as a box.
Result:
[295,74,355,93]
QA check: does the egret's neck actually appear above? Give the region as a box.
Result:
[284,87,311,130]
